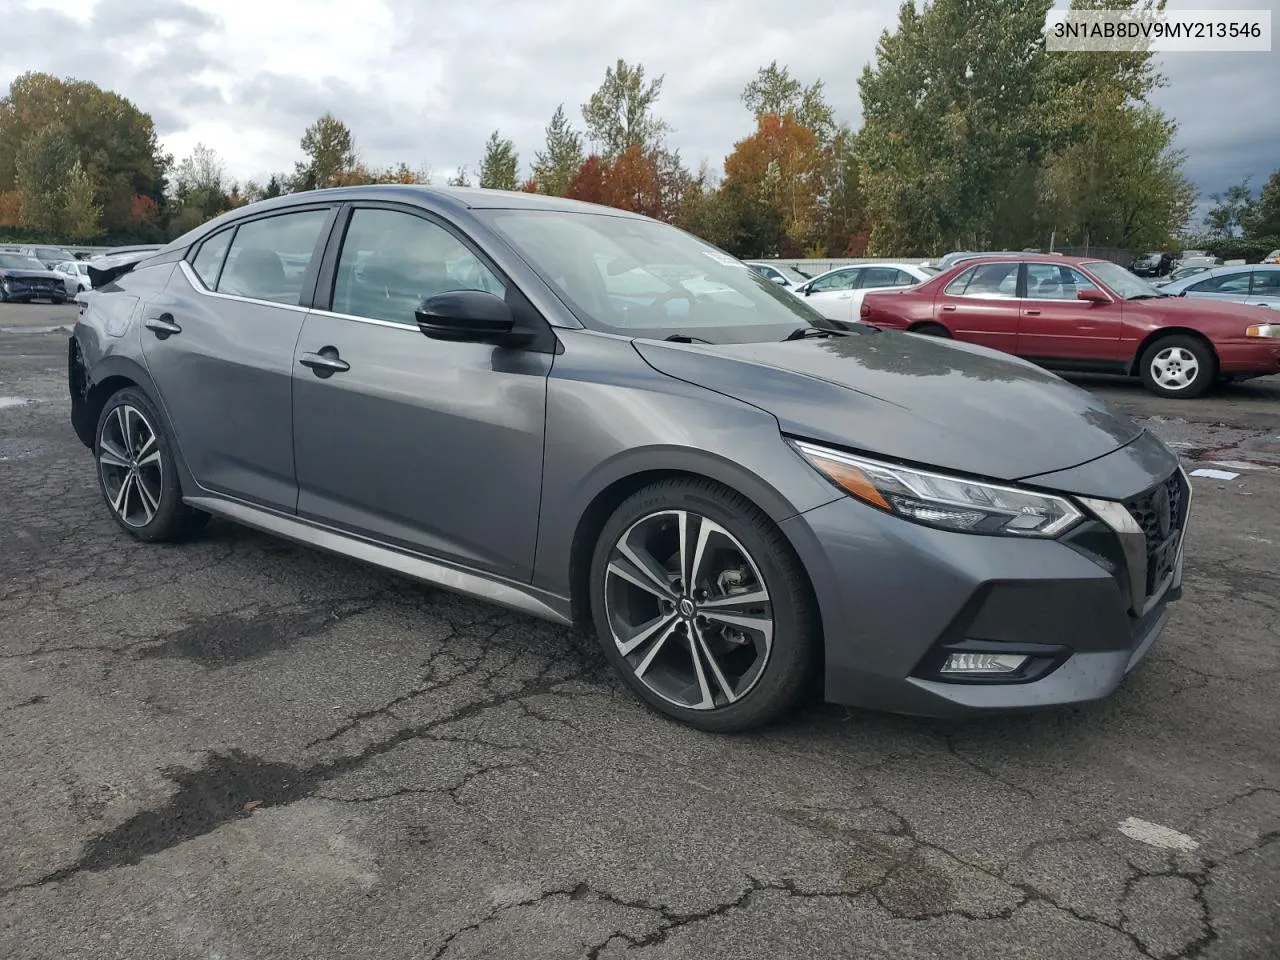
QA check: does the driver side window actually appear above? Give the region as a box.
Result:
[811,269,860,293]
[333,209,505,326]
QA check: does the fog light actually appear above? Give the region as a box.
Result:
[940,653,1028,675]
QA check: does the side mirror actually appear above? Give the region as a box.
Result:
[770,275,787,285]
[416,290,515,343]
[1076,288,1110,304]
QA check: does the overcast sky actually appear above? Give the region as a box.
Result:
[4,0,1276,215]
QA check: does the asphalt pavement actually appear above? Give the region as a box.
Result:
[1,301,1277,960]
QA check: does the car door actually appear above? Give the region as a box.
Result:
[291,203,552,581]
[1017,263,1123,364]
[140,204,336,512]
[1246,269,1280,310]
[932,260,1021,353]
[801,268,863,322]
[1182,270,1252,305]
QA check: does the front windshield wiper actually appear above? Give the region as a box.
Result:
[663,333,713,344]
[783,325,848,341]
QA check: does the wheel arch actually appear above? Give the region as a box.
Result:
[69,346,200,492]
[562,448,823,628]
[1127,326,1219,376]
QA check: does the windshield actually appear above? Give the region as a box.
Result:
[1085,260,1165,299]
[0,254,46,270]
[478,209,833,341]
[769,264,809,284]
[918,265,940,275]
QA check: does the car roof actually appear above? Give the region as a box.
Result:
[155,184,651,260]
[943,253,1098,268]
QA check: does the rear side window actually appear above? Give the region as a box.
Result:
[944,262,1019,298]
[861,267,914,289]
[1250,271,1280,295]
[190,229,233,289]
[217,209,330,305]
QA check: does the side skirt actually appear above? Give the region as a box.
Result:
[185,495,574,626]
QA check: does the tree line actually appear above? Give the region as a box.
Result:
[2,0,1276,260]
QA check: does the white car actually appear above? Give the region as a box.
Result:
[52,260,93,297]
[743,261,809,294]
[795,263,936,325]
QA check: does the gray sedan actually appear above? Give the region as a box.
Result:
[1158,264,1280,310]
[68,185,1190,732]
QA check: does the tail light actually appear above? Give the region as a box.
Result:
[860,302,871,319]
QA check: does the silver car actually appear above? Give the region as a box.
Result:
[52,260,93,297]
[68,185,1190,732]
[1158,264,1280,311]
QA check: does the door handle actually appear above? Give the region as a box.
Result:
[837,292,851,299]
[1024,309,1041,316]
[144,315,181,339]
[299,348,350,378]
[941,304,957,312]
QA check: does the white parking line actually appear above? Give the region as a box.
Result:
[1118,817,1200,851]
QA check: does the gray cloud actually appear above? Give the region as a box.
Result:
[1,0,1274,211]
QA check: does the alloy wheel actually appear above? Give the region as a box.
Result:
[98,404,163,528]
[1150,346,1199,391]
[604,509,773,711]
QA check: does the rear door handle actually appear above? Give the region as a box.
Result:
[144,315,181,339]
[299,348,350,378]
[1024,309,1041,316]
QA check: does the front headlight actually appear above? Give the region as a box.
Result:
[790,440,1083,538]
[1245,322,1278,337]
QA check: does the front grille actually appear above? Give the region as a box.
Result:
[1124,470,1188,597]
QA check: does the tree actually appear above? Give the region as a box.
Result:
[532,104,585,196]
[722,114,826,255]
[741,62,835,138]
[447,165,473,187]
[1203,180,1255,238]
[14,124,102,239]
[565,155,607,205]
[171,143,233,224]
[292,113,357,191]
[1242,169,1280,238]
[817,126,868,256]
[600,145,662,216]
[478,131,519,190]
[263,175,284,199]
[0,72,168,237]
[582,60,669,161]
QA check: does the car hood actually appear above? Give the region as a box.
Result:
[0,266,62,281]
[634,329,1145,482]
[1137,294,1276,321]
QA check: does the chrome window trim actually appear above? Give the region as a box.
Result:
[177,260,311,314]
[309,308,420,332]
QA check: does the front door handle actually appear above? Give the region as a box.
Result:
[299,347,350,378]
[1024,309,1041,316]
[941,304,957,312]
[144,315,181,339]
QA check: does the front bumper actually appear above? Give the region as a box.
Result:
[782,455,1188,718]
[1217,339,1280,376]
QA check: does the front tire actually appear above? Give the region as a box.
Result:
[1138,335,1216,398]
[94,387,208,542]
[588,478,819,733]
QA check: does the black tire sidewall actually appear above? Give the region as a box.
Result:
[588,479,817,733]
[913,323,951,338]
[93,387,192,542]
[1139,335,1215,398]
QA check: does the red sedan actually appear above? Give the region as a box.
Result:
[858,254,1280,397]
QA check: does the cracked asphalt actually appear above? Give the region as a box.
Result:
[1,302,1277,960]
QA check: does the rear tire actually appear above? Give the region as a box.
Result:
[911,322,952,338]
[588,477,819,733]
[1138,335,1216,399]
[94,387,209,542]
